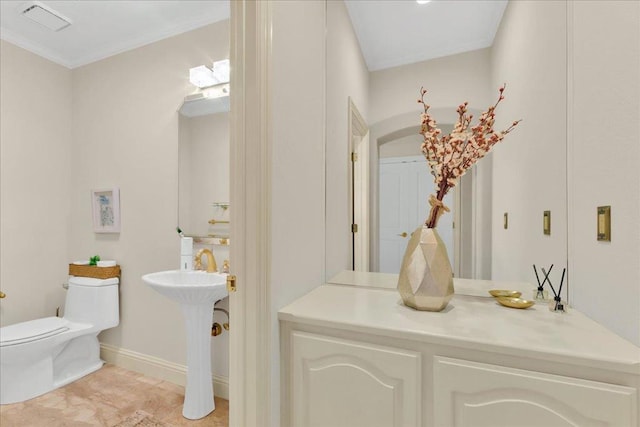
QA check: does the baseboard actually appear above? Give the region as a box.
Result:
[100,343,229,400]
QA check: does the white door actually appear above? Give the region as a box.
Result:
[379,156,454,273]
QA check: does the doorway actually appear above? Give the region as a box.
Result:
[378,156,455,273]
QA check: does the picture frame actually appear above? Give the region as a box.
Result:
[91,188,120,233]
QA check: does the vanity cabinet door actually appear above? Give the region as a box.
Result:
[291,331,421,427]
[433,356,637,427]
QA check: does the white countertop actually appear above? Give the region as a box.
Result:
[279,282,640,374]
[328,270,533,297]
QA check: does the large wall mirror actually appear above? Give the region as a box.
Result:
[326,0,568,291]
[178,89,230,243]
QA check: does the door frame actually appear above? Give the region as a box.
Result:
[348,97,369,271]
[229,1,272,425]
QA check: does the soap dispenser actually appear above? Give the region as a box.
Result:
[180,237,194,271]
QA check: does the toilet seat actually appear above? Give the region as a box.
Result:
[0,317,69,347]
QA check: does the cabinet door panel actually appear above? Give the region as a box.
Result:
[292,331,421,427]
[433,356,637,427]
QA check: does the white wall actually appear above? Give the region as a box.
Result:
[569,0,640,346]
[0,40,72,326]
[490,1,568,288]
[69,22,230,372]
[270,1,327,425]
[325,0,370,278]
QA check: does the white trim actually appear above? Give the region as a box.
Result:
[348,97,370,271]
[0,27,72,68]
[471,164,479,279]
[99,343,229,400]
[454,171,463,278]
[565,0,574,304]
[229,1,273,425]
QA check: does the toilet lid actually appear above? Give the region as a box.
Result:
[0,317,69,347]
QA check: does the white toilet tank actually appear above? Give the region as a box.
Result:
[64,276,119,329]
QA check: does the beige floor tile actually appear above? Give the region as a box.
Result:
[0,364,228,427]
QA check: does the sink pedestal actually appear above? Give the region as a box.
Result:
[181,303,215,419]
[141,270,228,420]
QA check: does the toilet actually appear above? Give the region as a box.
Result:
[0,276,119,405]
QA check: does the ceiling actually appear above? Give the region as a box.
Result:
[345,0,507,71]
[0,1,229,69]
[0,0,506,71]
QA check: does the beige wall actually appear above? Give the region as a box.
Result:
[68,22,229,369]
[0,22,229,372]
[2,19,231,384]
[379,134,422,159]
[0,40,72,326]
[569,0,640,345]
[369,48,492,126]
[270,1,327,424]
[490,1,568,285]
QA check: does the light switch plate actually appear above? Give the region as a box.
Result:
[597,206,611,241]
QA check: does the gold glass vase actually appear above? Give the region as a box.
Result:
[397,226,454,311]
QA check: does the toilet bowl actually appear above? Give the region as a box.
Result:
[0,276,119,405]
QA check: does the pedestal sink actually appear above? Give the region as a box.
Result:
[142,270,228,420]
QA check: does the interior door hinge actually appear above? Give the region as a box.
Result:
[352,224,358,233]
[351,152,358,162]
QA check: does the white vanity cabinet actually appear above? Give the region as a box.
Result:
[433,356,636,427]
[279,283,640,427]
[291,331,421,427]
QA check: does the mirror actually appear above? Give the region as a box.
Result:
[326,0,568,285]
[177,30,230,243]
[178,95,230,242]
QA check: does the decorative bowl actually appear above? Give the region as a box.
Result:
[489,289,522,298]
[496,297,535,309]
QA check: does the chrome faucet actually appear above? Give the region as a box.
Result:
[195,249,218,273]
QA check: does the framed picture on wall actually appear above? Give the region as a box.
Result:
[91,188,120,233]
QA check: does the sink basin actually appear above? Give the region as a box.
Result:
[142,270,228,304]
[142,269,228,420]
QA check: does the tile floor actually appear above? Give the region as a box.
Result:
[0,364,228,427]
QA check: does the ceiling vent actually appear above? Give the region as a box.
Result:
[20,1,72,32]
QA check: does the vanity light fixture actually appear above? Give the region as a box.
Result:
[416,0,432,4]
[189,65,217,89]
[211,59,230,85]
[203,83,229,100]
[189,59,230,89]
